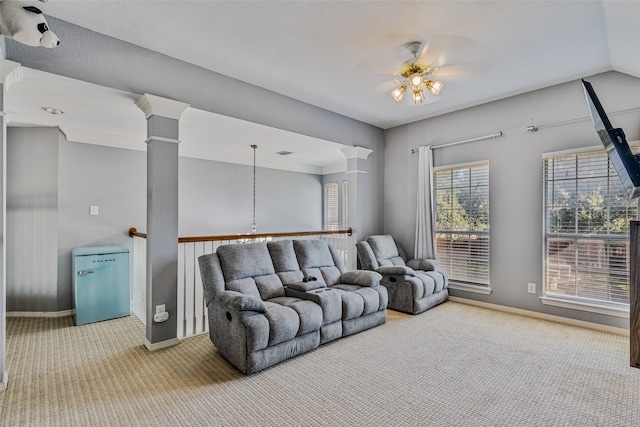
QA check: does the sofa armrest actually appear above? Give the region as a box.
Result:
[215,290,267,313]
[376,265,416,276]
[287,280,326,292]
[340,270,382,287]
[407,258,440,271]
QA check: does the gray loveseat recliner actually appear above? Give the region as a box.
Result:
[357,235,448,315]
[198,239,388,374]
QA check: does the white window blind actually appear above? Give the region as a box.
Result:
[324,182,339,230]
[342,180,348,229]
[434,163,490,286]
[543,148,637,306]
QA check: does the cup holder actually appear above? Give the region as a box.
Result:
[226,311,232,321]
[389,277,397,283]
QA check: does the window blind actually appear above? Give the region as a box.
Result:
[342,180,348,229]
[324,182,339,230]
[543,148,637,305]
[434,163,490,286]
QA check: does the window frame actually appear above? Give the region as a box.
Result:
[433,160,491,294]
[540,143,640,318]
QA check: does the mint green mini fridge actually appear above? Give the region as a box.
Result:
[72,246,130,326]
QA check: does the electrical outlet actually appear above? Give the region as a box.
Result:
[527,283,536,294]
[90,205,99,216]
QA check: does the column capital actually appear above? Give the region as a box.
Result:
[341,146,373,160]
[0,60,23,91]
[136,93,189,120]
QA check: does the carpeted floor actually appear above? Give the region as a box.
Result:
[1,301,639,426]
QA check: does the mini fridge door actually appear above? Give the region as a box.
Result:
[72,246,130,325]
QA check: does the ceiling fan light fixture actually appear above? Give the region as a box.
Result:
[412,89,424,104]
[425,80,444,96]
[391,85,407,102]
[409,73,424,89]
[391,41,445,105]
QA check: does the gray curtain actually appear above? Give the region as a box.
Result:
[414,145,435,259]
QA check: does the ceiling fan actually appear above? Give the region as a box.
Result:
[391,41,444,105]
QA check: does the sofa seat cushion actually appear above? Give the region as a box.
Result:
[328,285,382,320]
[268,297,323,336]
[378,256,406,267]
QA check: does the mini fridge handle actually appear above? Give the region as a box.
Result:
[77,270,95,276]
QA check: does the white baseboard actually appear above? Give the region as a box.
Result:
[1,370,8,392]
[144,337,180,351]
[448,296,629,336]
[6,309,74,318]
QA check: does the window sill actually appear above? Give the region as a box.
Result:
[448,283,492,295]
[540,294,629,318]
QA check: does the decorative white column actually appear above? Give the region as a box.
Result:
[136,94,189,351]
[0,59,22,391]
[341,146,373,270]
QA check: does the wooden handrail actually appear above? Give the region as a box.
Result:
[129,227,352,243]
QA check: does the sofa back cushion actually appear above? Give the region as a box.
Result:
[268,240,304,285]
[367,235,406,267]
[217,242,275,281]
[293,239,343,286]
[293,240,335,269]
[216,242,285,300]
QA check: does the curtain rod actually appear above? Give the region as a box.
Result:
[410,131,503,154]
[526,106,640,132]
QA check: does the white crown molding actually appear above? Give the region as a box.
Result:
[60,127,147,152]
[341,146,373,160]
[180,145,324,175]
[145,136,181,145]
[321,161,347,175]
[60,127,342,174]
[0,59,23,91]
[135,93,190,120]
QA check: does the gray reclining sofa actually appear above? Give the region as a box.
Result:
[357,235,448,315]
[198,239,388,374]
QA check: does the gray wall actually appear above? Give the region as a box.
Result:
[179,156,321,236]
[7,128,59,312]
[8,129,326,312]
[57,136,147,311]
[384,71,640,328]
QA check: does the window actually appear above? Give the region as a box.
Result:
[434,162,490,288]
[342,180,348,229]
[323,182,339,230]
[323,180,348,230]
[543,148,637,313]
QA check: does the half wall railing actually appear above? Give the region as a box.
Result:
[128,227,352,339]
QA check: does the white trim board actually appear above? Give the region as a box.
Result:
[448,296,628,336]
[6,309,74,318]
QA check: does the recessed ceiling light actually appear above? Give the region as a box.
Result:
[41,107,64,115]
[276,150,293,156]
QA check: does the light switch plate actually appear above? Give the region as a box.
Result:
[90,205,99,216]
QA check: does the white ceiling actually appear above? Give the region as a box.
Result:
[5,0,640,172]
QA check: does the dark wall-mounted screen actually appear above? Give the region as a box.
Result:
[582,79,640,199]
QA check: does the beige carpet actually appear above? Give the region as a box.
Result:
[1,301,639,426]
